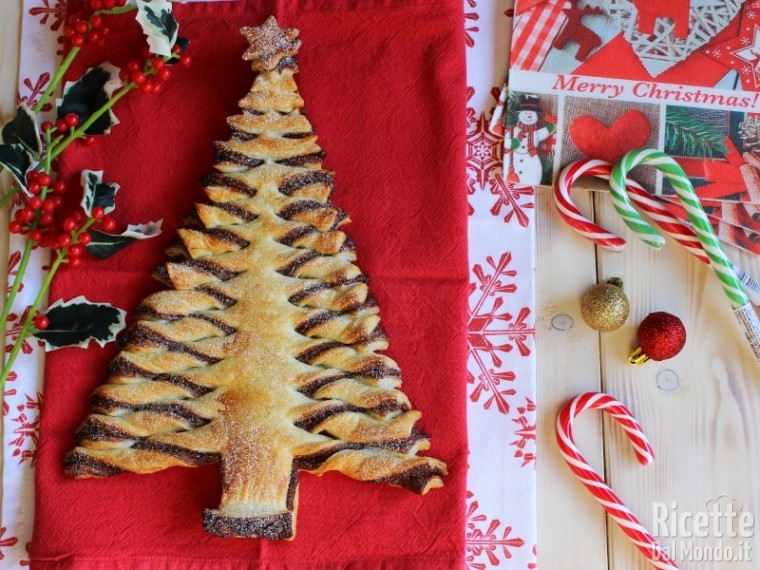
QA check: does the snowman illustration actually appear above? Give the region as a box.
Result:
[505,94,555,185]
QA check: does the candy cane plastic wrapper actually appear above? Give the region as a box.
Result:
[557,393,680,570]
[611,149,760,362]
[555,158,760,307]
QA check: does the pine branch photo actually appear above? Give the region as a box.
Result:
[665,106,728,158]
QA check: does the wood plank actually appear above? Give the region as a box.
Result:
[0,0,23,510]
[535,185,609,569]
[596,192,760,568]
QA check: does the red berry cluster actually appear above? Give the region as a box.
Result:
[10,171,116,269]
[118,45,191,95]
[41,114,96,146]
[63,8,117,48]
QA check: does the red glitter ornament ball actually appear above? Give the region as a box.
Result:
[629,312,686,364]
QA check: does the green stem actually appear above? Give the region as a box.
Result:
[48,83,135,161]
[33,47,80,115]
[96,5,137,15]
[0,251,64,396]
[0,240,34,326]
[0,183,20,208]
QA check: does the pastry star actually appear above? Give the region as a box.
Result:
[241,15,301,71]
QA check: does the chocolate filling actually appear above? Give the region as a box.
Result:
[122,325,221,365]
[295,309,343,335]
[131,440,219,465]
[203,509,293,540]
[90,394,211,428]
[277,150,326,167]
[212,142,264,168]
[164,240,190,259]
[295,340,342,364]
[278,200,324,219]
[372,463,446,495]
[282,132,313,139]
[200,172,257,196]
[65,451,124,478]
[229,129,259,141]
[278,225,317,247]
[327,273,369,286]
[294,442,364,471]
[105,358,212,397]
[279,170,334,196]
[168,259,241,282]
[211,201,259,222]
[286,469,299,511]
[294,403,359,431]
[356,361,402,380]
[297,372,352,397]
[277,250,320,277]
[133,307,235,335]
[76,417,135,443]
[182,211,204,229]
[287,282,331,305]
[195,285,237,307]
[199,227,251,249]
[276,56,298,71]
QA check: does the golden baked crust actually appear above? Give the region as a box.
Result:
[64,16,447,540]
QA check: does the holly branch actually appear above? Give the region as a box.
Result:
[0,0,191,400]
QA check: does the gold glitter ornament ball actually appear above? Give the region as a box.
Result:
[580,278,630,332]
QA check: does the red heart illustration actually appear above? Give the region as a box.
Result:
[569,109,651,164]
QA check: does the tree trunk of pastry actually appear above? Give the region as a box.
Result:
[65,16,446,540]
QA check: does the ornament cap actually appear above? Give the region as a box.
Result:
[628,346,649,366]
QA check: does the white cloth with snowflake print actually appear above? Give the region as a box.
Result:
[465,1,537,569]
[1,1,535,568]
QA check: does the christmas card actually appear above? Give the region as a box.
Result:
[502,0,760,253]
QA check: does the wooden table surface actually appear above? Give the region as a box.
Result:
[3,3,760,568]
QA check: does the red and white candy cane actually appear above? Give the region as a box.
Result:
[557,392,679,570]
[555,159,760,305]
[554,160,627,252]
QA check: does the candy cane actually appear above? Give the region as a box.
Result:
[611,149,760,361]
[554,160,627,252]
[556,392,679,570]
[555,158,760,306]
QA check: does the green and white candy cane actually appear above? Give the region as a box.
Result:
[611,148,760,362]
[608,154,666,250]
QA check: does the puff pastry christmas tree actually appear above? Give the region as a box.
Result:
[65,16,447,540]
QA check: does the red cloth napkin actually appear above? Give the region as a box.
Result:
[30,0,468,568]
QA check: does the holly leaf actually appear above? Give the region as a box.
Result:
[0,143,31,192]
[2,104,41,156]
[57,63,123,136]
[136,0,179,56]
[80,170,119,216]
[86,220,163,260]
[32,296,127,351]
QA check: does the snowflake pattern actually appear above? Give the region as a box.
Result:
[468,252,535,414]
[466,491,526,569]
[465,0,480,48]
[467,111,502,197]
[8,391,42,466]
[511,397,537,468]
[5,308,43,356]
[3,371,18,416]
[28,0,67,31]
[0,527,19,560]
[17,73,52,113]
[489,172,535,226]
